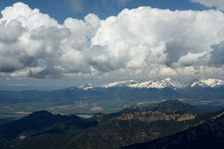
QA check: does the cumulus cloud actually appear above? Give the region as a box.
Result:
[0,2,224,79]
[0,2,100,78]
[210,41,224,66]
[192,0,224,10]
[91,7,224,78]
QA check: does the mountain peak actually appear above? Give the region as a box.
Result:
[26,110,53,118]
[79,83,95,90]
[69,78,224,90]
[102,78,191,89]
[151,100,199,113]
[191,78,224,88]
[103,80,137,88]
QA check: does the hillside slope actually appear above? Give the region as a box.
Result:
[122,111,224,149]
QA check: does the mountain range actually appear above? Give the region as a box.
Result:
[1,78,224,118]
[1,78,224,104]
[80,78,224,89]
[0,100,200,149]
[1,100,224,149]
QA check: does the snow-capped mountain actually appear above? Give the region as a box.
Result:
[102,79,173,89]
[102,78,190,89]
[67,83,95,90]
[69,78,224,91]
[79,83,95,90]
[132,78,190,89]
[102,78,224,89]
[103,80,138,88]
[131,80,172,89]
[191,79,224,88]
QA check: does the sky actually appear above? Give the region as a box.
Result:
[0,0,224,90]
[0,0,207,22]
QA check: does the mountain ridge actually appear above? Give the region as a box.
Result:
[79,78,224,90]
[122,110,224,149]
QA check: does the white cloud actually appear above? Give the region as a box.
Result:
[91,7,224,77]
[192,0,224,10]
[0,3,224,80]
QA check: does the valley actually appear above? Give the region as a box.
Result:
[1,78,224,119]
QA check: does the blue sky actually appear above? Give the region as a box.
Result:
[1,0,206,22]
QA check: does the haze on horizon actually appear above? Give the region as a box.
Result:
[0,0,223,90]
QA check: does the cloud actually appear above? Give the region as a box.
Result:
[91,7,224,77]
[210,41,224,66]
[0,3,100,78]
[192,0,224,10]
[0,2,224,79]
